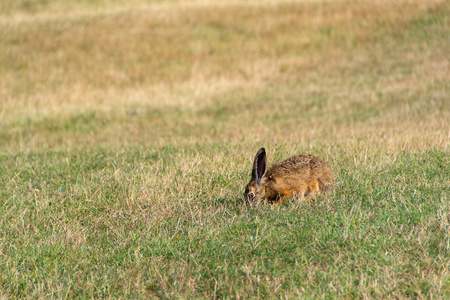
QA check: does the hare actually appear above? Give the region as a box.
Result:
[243,148,335,205]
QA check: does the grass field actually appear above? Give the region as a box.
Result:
[1,0,449,298]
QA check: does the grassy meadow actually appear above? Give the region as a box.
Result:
[1,0,449,298]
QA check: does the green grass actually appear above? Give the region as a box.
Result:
[1,148,449,298]
[1,0,449,298]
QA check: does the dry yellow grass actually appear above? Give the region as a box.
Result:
[0,0,448,153]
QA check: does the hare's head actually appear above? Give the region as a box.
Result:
[243,148,267,204]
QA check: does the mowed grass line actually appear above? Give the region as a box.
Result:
[1,147,449,298]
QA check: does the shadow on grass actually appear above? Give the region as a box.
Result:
[212,195,246,207]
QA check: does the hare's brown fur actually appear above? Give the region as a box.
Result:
[244,149,335,205]
[264,154,335,203]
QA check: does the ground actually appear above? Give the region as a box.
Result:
[0,0,449,298]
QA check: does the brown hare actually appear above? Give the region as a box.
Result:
[243,148,336,205]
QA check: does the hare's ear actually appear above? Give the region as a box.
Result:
[251,148,266,184]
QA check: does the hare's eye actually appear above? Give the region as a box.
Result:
[249,192,255,198]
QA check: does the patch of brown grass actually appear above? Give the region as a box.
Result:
[0,0,448,153]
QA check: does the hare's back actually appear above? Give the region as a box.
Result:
[267,153,331,178]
